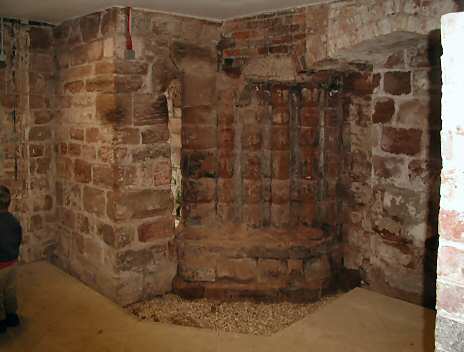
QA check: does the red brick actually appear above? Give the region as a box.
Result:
[381,127,422,156]
[138,217,174,242]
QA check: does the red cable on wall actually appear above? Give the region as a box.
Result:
[126,7,133,51]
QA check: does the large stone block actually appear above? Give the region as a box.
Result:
[381,127,422,156]
[384,71,411,96]
[138,216,175,242]
[107,190,172,221]
[83,186,106,217]
[217,258,257,282]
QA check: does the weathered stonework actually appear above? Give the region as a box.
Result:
[435,12,464,352]
[0,0,460,308]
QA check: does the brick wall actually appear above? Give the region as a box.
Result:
[435,12,464,352]
[0,22,56,263]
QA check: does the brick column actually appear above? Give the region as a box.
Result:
[435,12,464,352]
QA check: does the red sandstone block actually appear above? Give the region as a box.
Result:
[92,165,114,188]
[216,258,257,282]
[299,201,317,227]
[80,13,101,42]
[218,128,235,150]
[29,144,45,158]
[182,150,217,179]
[373,155,403,180]
[381,127,422,156]
[258,259,287,284]
[95,61,148,75]
[107,190,172,221]
[271,86,289,107]
[87,40,104,62]
[138,217,174,242]
[218,150,234,178]
[437,282,464,319]
[344,71,374,96]
[272,152,290,180]
[115,75,144,93]
[141,126,169,144]
[384,71,411,95]
[74,159,92,183]
[183,106,216,125]
[183,179,216,203]
[134,94,168,126]
[241,126,262,151]
[437,246,464,284]
[30,27,52,51]
[83,186,106,216]
[271,126,290,150]
[68,143,81,157]
[153,159,171,187]
[183,125,216,150]
[272,179,290,204]
[271,204,290,228]
[29,94,51,109]
[115,128,141,145]
[28,126,52,141]
[373,98,395,124]
[85,128,100,143]
[300,106,319,127]
[85,76,116,93]
[70,127,85,141]
[61,65,93,82]
[217,179,235,203]
[96,94,132,125]
[243,154,262,180]
[243,180,263,204]
[114,165,137,187]
[440,209,464,243]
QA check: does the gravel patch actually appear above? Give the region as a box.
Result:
[127,294,340,336]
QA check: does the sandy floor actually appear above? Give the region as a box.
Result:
[128,294,340,335]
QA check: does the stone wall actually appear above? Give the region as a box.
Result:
[216,0,459,304]
[0,22,56,263]
[344,39,443,306]
[435,12,464,352]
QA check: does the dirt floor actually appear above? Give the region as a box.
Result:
[127,294,341,336]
